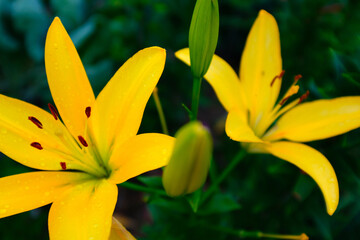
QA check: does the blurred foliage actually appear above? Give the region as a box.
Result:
[0,0,360,239]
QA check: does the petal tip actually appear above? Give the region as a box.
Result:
[258,9,276,22]
[327,204,336,216]
[327,208,335,216]
[143,46,166,61]
[326,196,339,216]
[47,16,66,41]
[175,48,190,61]
[50,16,63,28]
[149,46,166,53]
[259,9,271,17]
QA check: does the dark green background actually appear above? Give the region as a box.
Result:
[0,0,360,239]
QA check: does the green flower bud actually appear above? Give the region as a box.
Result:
[162,121,212,197]
[189,0,219,78]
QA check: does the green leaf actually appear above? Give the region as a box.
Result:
[50,0,86,25]
[186,189,202,213]
[70,17,97,47]
[137,176,163,189]
[342,73,360,89]
[198,193,241,215]
[292,173,316,202]
[148,196,189,214]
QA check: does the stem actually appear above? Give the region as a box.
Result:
[187,188,202,213]
[182,103,193,116]
[120,182,168,197]
[209,156,218,184]
[201,224,308,240]
[201,149,247,203]
[190,76,202,121]
[152,87,169,135]
[257,233,309,240]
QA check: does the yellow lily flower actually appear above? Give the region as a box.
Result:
[0,17,174,239]
[176,10,360,215]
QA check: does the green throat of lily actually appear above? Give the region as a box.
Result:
[28,104,112,179]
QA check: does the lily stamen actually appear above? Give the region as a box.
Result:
[28,116,43,129]
[60,162,67,170]
[85,106,91,118]
[298,90,310,104]
[279,85,300,106]
[294,74,302,82]
[270,70,285,86]
[48,103,59,120]
[78,136,88,147]
[279,96,290,106]
[30,142,43,150]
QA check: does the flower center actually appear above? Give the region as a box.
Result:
[254,71,310,138]
[28,104,111,178]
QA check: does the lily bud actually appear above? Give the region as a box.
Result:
[162,121,212,197]
[189,0,219,78]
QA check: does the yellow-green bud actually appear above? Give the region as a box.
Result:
[189,0,219,78]
[162,121,212,197]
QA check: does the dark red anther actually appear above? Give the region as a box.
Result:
[294,74,303,82]
[31,142,43,150]
[280,96,290,106]
[78,136,88,147]
[85,107,91,118]
[278,70,285,79]
[298,90,310,104]
[60,162,67,170]
[28,116,43,129]
[48,103,59,120]
[270,70,285,86]
[270,76,277,87]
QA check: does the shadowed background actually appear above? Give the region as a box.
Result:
[0,0,360,239]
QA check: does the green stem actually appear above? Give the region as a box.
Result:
[190,76,202,121]
[201,149,247,203]
[152,87,169,135]
[120,182,168,197]
[200,224,308,239]
[256,232,308,240]
[187,188,202,213]
[209,156,218,184]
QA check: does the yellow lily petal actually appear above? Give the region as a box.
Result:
[49,179,118,240]
[175,48,245,112]
[240,10,282,124]
[89,47,166,161]
[109,133,175,184]
[225,111,263,143]
[109,217,136,240]
[261,141,338,215]
[45,17,95,139]
[264,96,360,142]
[0,94,83,170]
[0,171,90,218]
